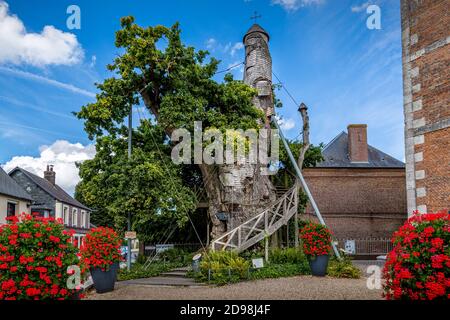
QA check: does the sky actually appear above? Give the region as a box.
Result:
[0,0,404,194]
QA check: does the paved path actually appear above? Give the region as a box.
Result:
[352,260,385,275]
[87,275,383,300]
[120,267,206,288]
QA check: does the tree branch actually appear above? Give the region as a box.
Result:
[297,103,311,170]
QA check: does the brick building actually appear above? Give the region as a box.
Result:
[401,0,450,215]
[303,125,407,240]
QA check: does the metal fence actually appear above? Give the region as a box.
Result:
[144,242,203,256]
[335,238,394,256]
[279,238,394,256]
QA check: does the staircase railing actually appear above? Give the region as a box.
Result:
[211,185,298,253]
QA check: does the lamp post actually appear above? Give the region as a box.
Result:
[127,107,132,271]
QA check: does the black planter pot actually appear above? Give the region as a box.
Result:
[308,255,329,277]
[90,262,119,294]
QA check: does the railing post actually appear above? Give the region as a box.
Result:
[238,227,241,248]
[264,211,269,262]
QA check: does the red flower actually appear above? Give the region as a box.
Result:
[299,222,332,257]
[431,238,444,249]
[49,235,61,243]
[25,288,41,297]
[0,213,81,300]
[383,211,449,300]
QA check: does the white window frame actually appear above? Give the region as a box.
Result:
[72,208,78,227]
[81,211,86,228]
[63,205,69,225]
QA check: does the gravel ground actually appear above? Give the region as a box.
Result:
[86,275,383,300]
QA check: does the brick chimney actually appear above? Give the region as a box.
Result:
[347,124,369,163]
[44,165,56,185]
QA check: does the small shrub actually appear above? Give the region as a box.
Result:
[250,263,310,280]
[136,254,147,265]
[198,251,250,285]
[383,211,450,300]
[270,247,307,265]
[327,257,361,279]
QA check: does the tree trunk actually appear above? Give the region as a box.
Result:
[199,163,276,241]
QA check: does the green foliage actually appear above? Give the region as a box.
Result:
[75,18,264,141]
[75,123,197,242]
[250,263,310,280]
[157,248,196,266]
[197,251,250,285]
[118,262,182,281]
[327,257,361,279]
[269,247,308,265]
[194,248,311,285]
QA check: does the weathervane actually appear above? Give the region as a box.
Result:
[250,11,262,24]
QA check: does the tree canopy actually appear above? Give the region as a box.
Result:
[75,17,324,242]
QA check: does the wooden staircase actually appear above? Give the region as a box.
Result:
[211,186,298,253]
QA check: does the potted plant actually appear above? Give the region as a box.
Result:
[383,211,450,300]
[300,222,332,277]
[80,227,123,294]
[0,213,81,300]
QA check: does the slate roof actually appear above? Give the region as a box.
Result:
[316,132,405,168]
[9,167,90,211]
[0,167,33,201]
[243,24,270,42]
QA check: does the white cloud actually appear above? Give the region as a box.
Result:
[0,1,84,67]
[230,43,244,56]
[89,55,97,68]
[0,66,96,98]
[2,140,95,195]
[351,2,371,13]
[205,38,244,57]
[272,0,325,12]
[206,38,217,50]
[276,116,296,131]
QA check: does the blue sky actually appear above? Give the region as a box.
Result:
[0,0,404,191]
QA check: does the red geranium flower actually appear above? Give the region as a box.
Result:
[383,211,449,300]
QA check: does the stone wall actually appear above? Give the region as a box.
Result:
[302,168,407,239]
[401,0,450,215]
[9,170,56,216]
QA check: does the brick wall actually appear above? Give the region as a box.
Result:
[401,0,450,214]
[303,168,406,239]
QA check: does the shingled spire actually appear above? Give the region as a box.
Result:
[243,23,274,123]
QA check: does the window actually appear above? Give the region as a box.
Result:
[63,206,69,225]
[72,209,78,227]
[81,211,86,228]
[72,235,85,249]
[7,202,16,217]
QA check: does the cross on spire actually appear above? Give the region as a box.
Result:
[250,11,262,24]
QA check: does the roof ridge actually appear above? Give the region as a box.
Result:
[0,167,33,201]
[10,167,90,211]
[323,131,346,151]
